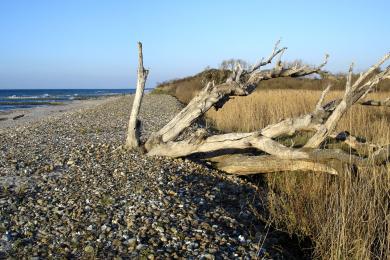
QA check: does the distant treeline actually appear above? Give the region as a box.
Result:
[153,68,390,104]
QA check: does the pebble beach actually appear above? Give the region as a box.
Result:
[0,94,306,259]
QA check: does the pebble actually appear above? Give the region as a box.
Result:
[0,94,304,259]
[84,245,94,254]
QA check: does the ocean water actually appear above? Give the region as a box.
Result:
[0,89,136,111]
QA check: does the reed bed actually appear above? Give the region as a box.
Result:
[205,89,390,259]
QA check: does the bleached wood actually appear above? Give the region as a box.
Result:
[147,129,389,171]
[145,80,245,150]
[305,54,390,148]
[328,132,383,156]
[145,44,328,150]
[125,41,390,176]
[126,42,149,149]
[209,155,339,175]
[248,40,287,73]
[315,85,332,112]
[359,97,390,107]
[146,85,341,158]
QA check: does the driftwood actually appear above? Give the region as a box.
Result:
[359,97,390,107]
[126,42,149,149]
[127,42,390,175]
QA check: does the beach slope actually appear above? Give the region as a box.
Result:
[0,94,305,258]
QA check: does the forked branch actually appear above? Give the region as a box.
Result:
[305,54,390,148]
[128,41,389,176]
[145,42,329,150]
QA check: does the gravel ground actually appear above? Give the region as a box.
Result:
[0,94,307,259]
[0,97,119,130]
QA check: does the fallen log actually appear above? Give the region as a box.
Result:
[359,97,390,107]
[127,41,390,175]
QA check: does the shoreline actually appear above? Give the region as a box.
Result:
[0,96,125,130]
[0,94,307,258]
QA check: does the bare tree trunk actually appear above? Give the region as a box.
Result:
[125,40,389,175]
[209,154,340,175]
[144,43,328,150]
[359,97,390,107]
[305,55,390,148]
[126,42,149,149]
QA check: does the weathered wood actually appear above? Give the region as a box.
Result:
[126,42,149,149]
[146,86,343,158]
[328,132,381,156]
[147,129,389,171]
[127,41,389,176]
[304,54,390,148]
[359,97,390,107]
[145,44,328,150]
[209,154,339,175]
[208,141,390,175]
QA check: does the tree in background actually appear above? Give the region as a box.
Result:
[220,59,249,70]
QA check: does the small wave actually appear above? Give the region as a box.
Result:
[6,94,52,99]
[0,101,65,106]
[7,95,37,99]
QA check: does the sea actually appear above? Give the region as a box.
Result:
[0,89,137,111]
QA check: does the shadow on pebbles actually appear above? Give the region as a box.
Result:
[0,94,308,259]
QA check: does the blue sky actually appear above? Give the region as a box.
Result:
[0,0,389,89]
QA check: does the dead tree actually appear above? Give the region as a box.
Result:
[128,41,390,175]
[359,97,390,107]
[126,42,149,149]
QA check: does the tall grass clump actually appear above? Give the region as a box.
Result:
[156,69,390,258]
[205,89,390,259]
[267,166,389,259]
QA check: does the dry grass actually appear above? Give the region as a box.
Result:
[206,90,390,144]
[266,167,389,259]
[153,69,230,104]
[205,89,390,259]
[153,68,390,258]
